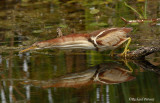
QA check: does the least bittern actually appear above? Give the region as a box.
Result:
[41,63,135,88]
[20,27,132,57]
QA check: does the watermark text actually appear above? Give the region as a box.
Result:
[129,97,154,102]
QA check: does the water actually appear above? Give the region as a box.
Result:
[0,0,160,103]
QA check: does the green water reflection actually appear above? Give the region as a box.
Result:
[0,0,160,103]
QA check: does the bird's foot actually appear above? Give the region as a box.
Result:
[110,50,114,57]
[120,49,130,58]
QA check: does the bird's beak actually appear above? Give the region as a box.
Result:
[19,46,37,53]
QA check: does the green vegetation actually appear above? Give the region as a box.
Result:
[124,0,149,19]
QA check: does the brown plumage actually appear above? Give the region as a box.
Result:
[89,28,132,51]
[19,27,132,55]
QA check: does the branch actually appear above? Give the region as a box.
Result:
[133,60,160,75]
[118,46,160,59]
[121,17,160,24]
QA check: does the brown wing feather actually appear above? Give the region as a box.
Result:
[90,28,132,48]
[90,28,118,37]
[90,28,132,38]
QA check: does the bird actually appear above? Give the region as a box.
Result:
[89,27,132,56]
[19,27,132,57]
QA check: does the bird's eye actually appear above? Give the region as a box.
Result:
[32,42,39,47]
[36,44,39,47]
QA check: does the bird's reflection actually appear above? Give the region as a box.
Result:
[1,57,160,103]
[20,58,160,89]
[42,63,135,88]
[93,64,135,84]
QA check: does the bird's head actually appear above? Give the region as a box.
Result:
[19,42,49,53]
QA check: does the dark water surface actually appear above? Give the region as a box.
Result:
[0,0,160,103]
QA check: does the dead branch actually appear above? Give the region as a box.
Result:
[121,17,160,24]
[118,46,160,59]
[133,60,160,75]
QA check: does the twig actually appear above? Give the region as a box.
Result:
[121,17,160,24]
[13,86,26,99]
[57,27,63,37]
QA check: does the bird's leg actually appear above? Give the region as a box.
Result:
[123,59,133,73]
[110,49,115,56]
[110,44,123,56]
[121,37,131,57]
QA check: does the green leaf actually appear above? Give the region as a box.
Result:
[124,2,143,19]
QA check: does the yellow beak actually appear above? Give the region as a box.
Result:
[19,46,37,53]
